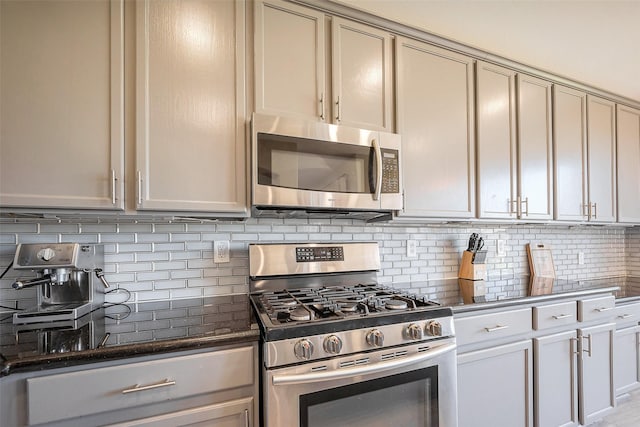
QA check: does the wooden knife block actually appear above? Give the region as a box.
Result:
[458,250,488,303]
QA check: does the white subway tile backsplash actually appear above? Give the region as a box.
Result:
[0,219,636,306]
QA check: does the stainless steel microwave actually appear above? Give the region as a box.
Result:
[251,114,402,221]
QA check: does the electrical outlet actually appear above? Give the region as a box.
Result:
[578,252,585,265]
[214,241,230,263]
[497,239,506,257]
[407,240,417,258]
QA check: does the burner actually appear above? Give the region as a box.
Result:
[386,299,408,310]
[341,303,359,312]
[290,307,312,321]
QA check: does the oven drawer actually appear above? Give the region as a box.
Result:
[533,301,577,330]
[455,308,532,346]
[578,295,615,323]
[26,346,254,425]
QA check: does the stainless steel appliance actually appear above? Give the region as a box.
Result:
[251,113,402,221]
[11,243,109,324]
[249,242,458,427]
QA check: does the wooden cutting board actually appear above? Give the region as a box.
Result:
[527,242,555,296]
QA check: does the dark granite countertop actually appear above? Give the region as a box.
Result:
[0,295,259,376]
[452,276,640,314]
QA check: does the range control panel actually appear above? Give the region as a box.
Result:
[296,246,344,262]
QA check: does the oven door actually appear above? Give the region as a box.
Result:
[252,113,401,211]
[264,338,457,427]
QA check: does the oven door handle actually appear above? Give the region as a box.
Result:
[272,342,456,386]
[371,138,382,201]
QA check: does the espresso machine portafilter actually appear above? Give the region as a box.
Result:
[11,243,110,324]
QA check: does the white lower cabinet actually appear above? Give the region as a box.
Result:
[614,325,640,396]
[0,344,257,427]
[577,323,616,425]
[534,330,579,427]
[457,340,533,427]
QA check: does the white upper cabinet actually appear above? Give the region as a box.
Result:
[553,85,588,221]
[254,0,325,121]
[136,0,247,214]
[516,74,554,220]
[476,62,517,219]
[616,104,640,223]
[396,38,475,218]
[586,95,617,223]
[0,0,124,210]
[554,86,617,223]
[476,62,552,220]
[331,18,393,131]
[254,0,393,131]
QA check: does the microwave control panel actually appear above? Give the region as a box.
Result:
[381,149,400,193]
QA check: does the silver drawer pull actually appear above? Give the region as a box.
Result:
[552,314,572,320]
[122,379,176,394]
[485,325,509,332]
[618,314,634,319]
[596,307,613,312]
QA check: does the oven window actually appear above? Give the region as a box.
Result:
[299,366,438,427]
[257,133,375,193]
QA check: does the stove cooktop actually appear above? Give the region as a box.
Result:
[250,283,452,341]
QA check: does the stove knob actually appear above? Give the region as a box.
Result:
[426,320,443,337]
[406,323,423,341]
[323,335,343,354]
[294,339,314,360]
[366,329,384,347]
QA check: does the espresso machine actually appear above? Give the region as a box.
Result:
[11,243,110,324]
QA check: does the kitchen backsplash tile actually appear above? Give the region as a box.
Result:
[0,218,633,307]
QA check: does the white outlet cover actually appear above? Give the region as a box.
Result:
[407,240,417,257]
[578,252,585,265]
[497,240,506,257]
[214,241,230,263]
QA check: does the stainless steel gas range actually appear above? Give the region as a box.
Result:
[249,242,458,427]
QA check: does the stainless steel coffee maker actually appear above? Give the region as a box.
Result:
[11,243,110,324]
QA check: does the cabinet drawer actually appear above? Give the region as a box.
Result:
[614,302,640,326]
[456,308,532,346]
[578,296,615,323]
[27,346,254,425]
[533,301,577,330]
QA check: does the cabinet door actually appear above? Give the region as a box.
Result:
[586,95,617,222]
[614,325,640,396]
[0,0,124,210]
[516,74,553,220]
[578,323,615,426]
[254,0,325,121]
[136,0,247,213]
[458,340,533,427]
[106,397,253,427]
[476,61,517,219]
[395,38,475,218]
[332,18,393,131]
[616,104,640,223]
[534,331,579,427]
[553,85,588,221]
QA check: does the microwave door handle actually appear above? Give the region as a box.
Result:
[372,138,382,201]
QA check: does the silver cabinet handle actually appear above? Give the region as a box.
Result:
[521,197,529,216]
[592,202,597,219]
[570,337,580,355]
[273,342,456,385]
[509,199,518,216]
[596,307,613,312]
[244,409,249,427]
[582,334,592,357]
[319,93,325,121]
[371,138,382,201]
[485,325,509,332]
[136,170,143,205]
[618,314,634,319]
[552,314,572,320]
[111,169,117,205]
[122,379,176,394]
[583,203,591,220]
[335,95,341,122]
